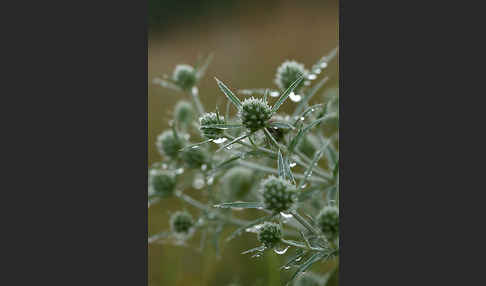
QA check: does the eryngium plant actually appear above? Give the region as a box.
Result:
[150,48,339,285]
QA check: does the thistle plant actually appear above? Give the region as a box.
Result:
[150,48,339,285]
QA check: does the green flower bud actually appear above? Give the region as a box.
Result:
[239,97,272,132]
[257,222,282,248]
[174,101,194,126]
[221,167,254,200]
[199,112,226,139]
[170,211,194,239]
[275,60,308,91]
[317,206,339,240]
[262,176,297,213]
[297,133,320,158]
[172,64,197,91]
[181,146,208,168]
[156,130,185,159]
[149,169,176,198]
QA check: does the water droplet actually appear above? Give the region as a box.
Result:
[207,176,214,185]
[320,62,328,69]
[162,163,168,170]
[270,91,280,97]
[295,257,302,262]
[300,117,305,121]
[251,253,261,258]
[283,266,291,270]
[307,74,317,80]
[212,137,227,144]
[274,245,290,255]
[175,168,184,175]
[226,146,232,150]
[289,92,302,102]
[289,162,297,168]
[193,174,205,189]
[280,212,293,219]
[301,183,308,189]
[191,145,200,149]
[201,164,208,171]
[191,86,199,95]
[314,68,322,74]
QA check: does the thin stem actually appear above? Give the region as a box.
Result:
[189,88,205,116]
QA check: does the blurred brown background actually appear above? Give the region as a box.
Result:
[149,0,339,285]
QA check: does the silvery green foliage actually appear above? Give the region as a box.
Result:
[150,49,339,285]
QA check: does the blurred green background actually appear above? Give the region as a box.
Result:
[149,0,339,285]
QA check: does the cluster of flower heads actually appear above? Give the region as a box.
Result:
[150,52,339,285]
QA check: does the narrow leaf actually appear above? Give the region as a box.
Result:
[278,149,285,180]
[215,77,243,110]
[213,202,265,209]
[148,231,170,244]
[298,139,331,189]
[268,121,295,130]
[281,249,307,270]
[284,154,296,185]
[201,123,243,130]
[271,74,305,113]
[195,53,214,79]
[241,245,266,254]
[152,77,182,92]
[216,133,251,152]
[287,252,325,285]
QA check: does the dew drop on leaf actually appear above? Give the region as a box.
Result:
[307,74,317,80]
[212,137,228,144]
[270,91,280,97]
[274,245,290,255]
[289,92,302,102]
[175,168,185,175]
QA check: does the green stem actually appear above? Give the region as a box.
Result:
[290,210,320,236]
[189,88,205,116]
[281,239,325,252]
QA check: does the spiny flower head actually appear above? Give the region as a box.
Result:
[174,101,194,126]
[172,64,197,91]
[239,97,272,132]
[199,112,226,139]
[170,211,195,239]
[257,222,282,248]
[156,130,185,159]
[275,60,308,91]
[317,205,339,240]
[181,146,208,169]
[221,167,254,200]
[149,169,176,198]
[262,176,297,213]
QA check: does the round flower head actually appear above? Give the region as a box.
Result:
[275,60,308,91]
[257,222,282,248]
[170,211,195,239]
[172,64,197,91]
[262,176,297,213]
[294,272,324,286]
[181,146,208,169]
[317,205,339,240]
[199,112,225,139]
[156,130,185,159]
[174,101,194,126]
[149,169,176,198]
[221,167,254,200]
[239,97,272,132]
